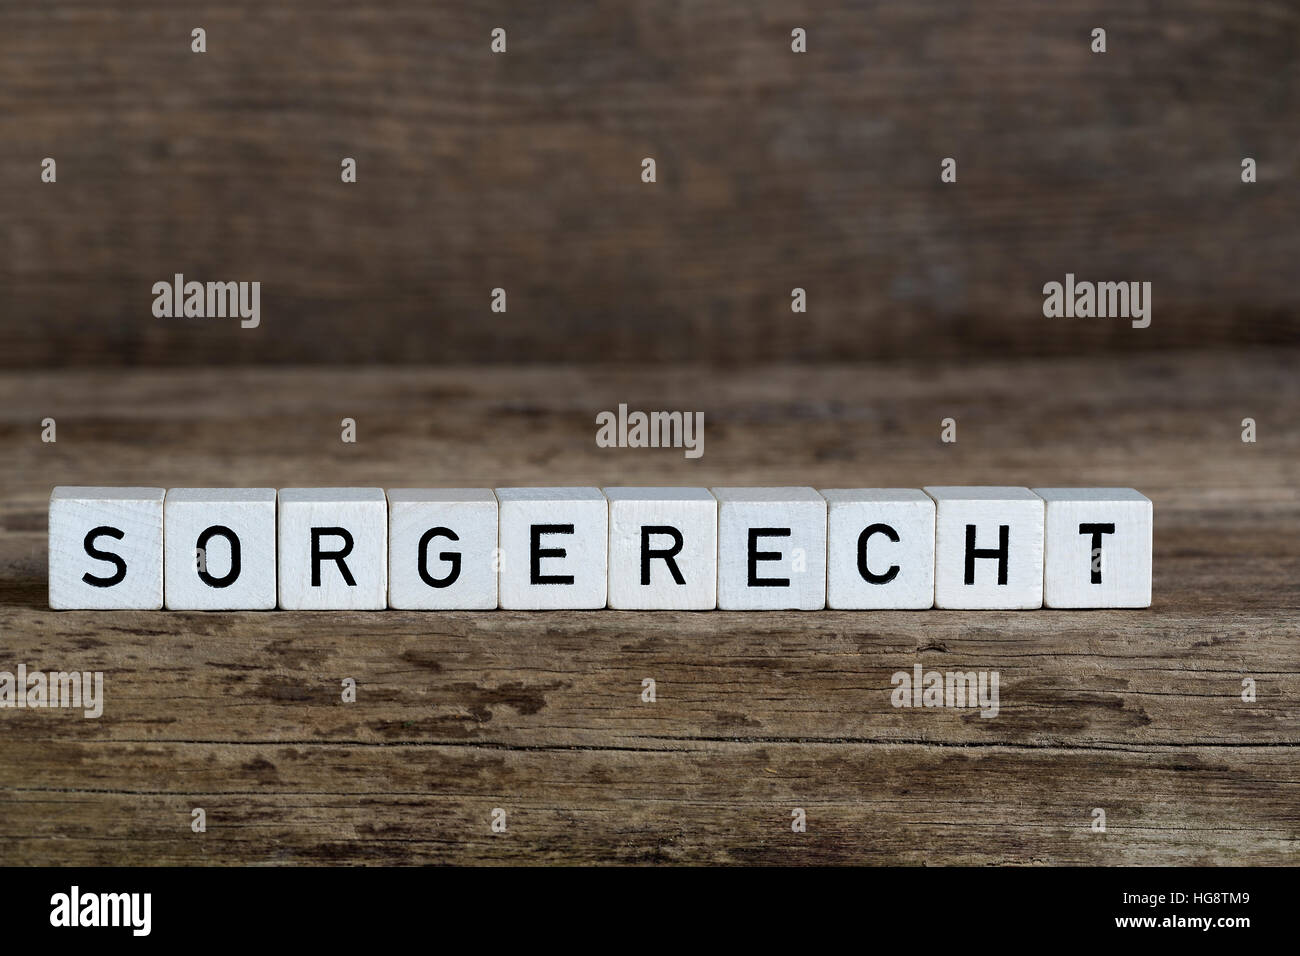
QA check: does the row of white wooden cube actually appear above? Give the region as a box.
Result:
[48,486,1153,610]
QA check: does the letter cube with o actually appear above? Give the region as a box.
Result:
[497,488,607,609]
[1033,488,1152,608]
[49,487,165,610]
[387,489,498,609]
[605,487,717,609]
[278,488,387,610]
[714,487,826,610]
[823,489,935,609]
[164,488,277,610]
[925,486,1044,609]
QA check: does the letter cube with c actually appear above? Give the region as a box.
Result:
[824,489,935,609]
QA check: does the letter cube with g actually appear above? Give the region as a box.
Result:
[387,489,499,609]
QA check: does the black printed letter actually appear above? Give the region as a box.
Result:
[857,523,901,584]
[82,526,127,588]
[640,526,685,585]
[964,524,1009,585]
[748,528,791,587]
[531,524,574,584]
[418,527,462,588]
[1078,522,1115,584]
[311,527,356,587]
[196,525,241,588]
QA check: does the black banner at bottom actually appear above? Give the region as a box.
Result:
[0,866,1279,942]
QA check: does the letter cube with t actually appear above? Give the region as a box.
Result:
[1033,488,1153,608]
[164,488,277,610]
[605,487,717,609]
[714,487,826,610]
[925,487,1044,609]
[387,489,498,609]
[823,489,935,609]
[497,488,607,609]
[278,488,388,609]
[49,487,164,609]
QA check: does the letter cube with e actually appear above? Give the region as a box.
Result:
[278,488,387,610]
[497,488,607,609]
[823,489,935,609]
[605,487,717,609]
[387,489,498,609]
[1033,487,1153,608]
[164,488,277,610]
[49,487,165,610]
[925,487,1044,609]
[714,487,826,610]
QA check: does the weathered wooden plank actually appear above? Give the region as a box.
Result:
[0,605,1295,748]
[0,354,1296,864]
[1,743,1295,865]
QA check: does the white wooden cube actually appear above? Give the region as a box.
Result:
[49,487,165,610]
[497,488,607,609]
[278,488,388,610]
[388,489,498,609]
[823,489,935,609]
[604,487,717,610]
[164,488,277,610]
[925,486,1044,609]
[714,487,826,610]
[1034,487,1153,608]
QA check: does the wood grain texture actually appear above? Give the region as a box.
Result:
[0,352,1297,863]
[2,1,1299,367]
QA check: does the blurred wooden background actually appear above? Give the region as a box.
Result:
[2,0,1298,367]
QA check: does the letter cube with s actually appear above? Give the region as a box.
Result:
[49,487,165,610]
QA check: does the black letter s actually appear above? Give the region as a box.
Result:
[82,526,127,587]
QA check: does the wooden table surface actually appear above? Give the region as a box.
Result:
[1,350,1297,864]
